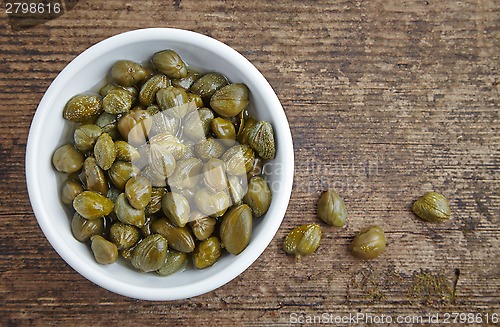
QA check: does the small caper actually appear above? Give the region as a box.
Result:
[227,174,247,205]
[149,132,187,160]
[74,124,102,152]
[210,83,250,118]
[283,223,322,259]
[115,140,140,162]
[220,204,253,255]
[156,250,188,276]
[91,235,118,265]
[115,193,146,227]
[187,92,204,108]
[351,226,386,259]
[212,117,236,146]
[61,179,84,205]
[247,121,276,160]
[203,158,228,193]
[194,188,231,218]
[139,74,170,106]
[243,176,271,217]
[111,60,147,87]
[71,212,104,242]
[190,72,228,103]
[108,161,140,190]
[148,142,176,179]
[131,234,168,272]
[222,144,255,176]
[193,236,222,269]
[117,109,152,145]
[145,188,166,216]
[95,112,120,140]
[149,111,180,137]
[317,189,347,227]
[52,144,84,174]
[167,158,203,190]
[82,157,108,195]
[103,88,134,114]
[171,69,201,90]
[162,192,190,227]
[109,222,141,250]
[412,192,451,222]
[63,94,102,122]
[94,133,117,170]
[156,86,189,113]
[151,218,195,253]
[152,50,188,79]
[73,191,114,220]
[194,138,225,162]
[188,213,216,241]
[125,176,152,210]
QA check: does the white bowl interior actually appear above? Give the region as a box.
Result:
[26,29,294,300]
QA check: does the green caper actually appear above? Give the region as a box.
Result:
[237,116,257,145]
[125,176,152,210]
[283,223,322,259]
[74,124,102,152]
[115,140,140,162]
[131,234,168,272]
[220,204,253,255]
[95,112,120,140]
[317,189,347,227]
[247,156,264,179]
[227,174,247,205]
[188,213,216,241]
[91,235,118,264]
[152,218,195,253]
[61,179,84,205]
[148,142,176,178]
[71,212,104,242]
[193,236,222,269]
[194,188,231,218]
[167,158,203,190]
[149,111,180,137]
[117,109,152,145]
[145,187,166,216]
[212,117,236,146]
[115,193,146,227]
[189,72,228,102]
[156,250,188,276]
[109,222,141,250]
[210,83,250,118]
[63,94,102,122]
[162,192,190,227]
[82,157,108,195]
[152,50,187,79]
[412,192,451,222]
[139,164,167,187]
[73,191,114,219]
[106,187,122,202]
[182,108,214,142]
[149,132,187,160]
[221,144,255,176]
[194,138,225,161]
[203,158,228,193]
[351,226,386,259]
[243,176,271,217]
[52,144,84,174]
[108,161,139,190]
[171,69,201,90]
[102,88,134,114]
[141,216,158,238]
[111,60,147,87]
[156,86,188,111]
[187,92,204,108]
[146,104,161,117]
[139,74,170,106]
[94,133,116,170]
[247,121,276,160]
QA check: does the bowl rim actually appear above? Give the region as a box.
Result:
[25,28,294,301]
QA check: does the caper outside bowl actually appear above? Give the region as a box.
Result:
[26,28,294,301]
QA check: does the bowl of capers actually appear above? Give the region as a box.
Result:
[26,28,294,300]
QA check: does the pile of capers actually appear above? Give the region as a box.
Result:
[53,49,277,275]
[283,189,451,260]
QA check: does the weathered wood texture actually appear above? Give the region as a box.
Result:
[1,0,499,326]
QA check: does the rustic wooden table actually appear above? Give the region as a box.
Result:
[1,0,499,326]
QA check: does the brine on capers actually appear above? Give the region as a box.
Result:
[54,49,278,276]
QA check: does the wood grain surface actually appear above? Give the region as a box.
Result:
[1,0,499,326]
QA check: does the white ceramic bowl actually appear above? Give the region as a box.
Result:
[26,28,294,300]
